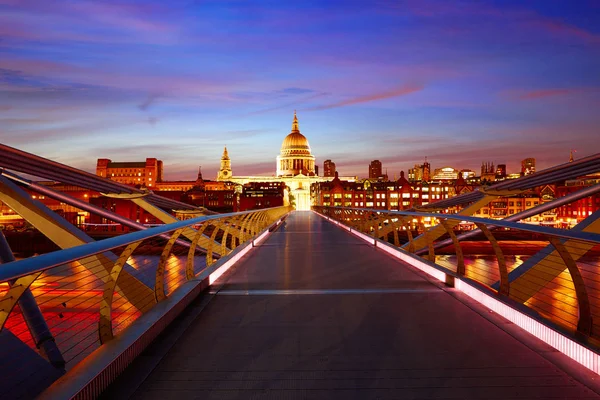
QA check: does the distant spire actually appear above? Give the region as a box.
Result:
[570,149,575,163]
[291,110,300,133]
[222,146,229,160]
[196,166,205,186]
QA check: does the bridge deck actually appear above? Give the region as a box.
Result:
[118,211,599,399]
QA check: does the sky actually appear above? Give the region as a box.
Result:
[1,0,600,180]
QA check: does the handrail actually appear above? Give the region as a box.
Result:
[0,208,274,283]
[314,206,600,342]
[0,205,292,399]
[323,206,600,245]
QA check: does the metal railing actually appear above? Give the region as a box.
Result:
[0,206,291,399]
[314,206,600,343]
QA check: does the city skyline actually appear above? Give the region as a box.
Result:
[1,1,600,180]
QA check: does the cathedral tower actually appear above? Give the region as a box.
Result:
[217,146,232,181]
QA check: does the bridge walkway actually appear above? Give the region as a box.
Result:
[109,211,600,399]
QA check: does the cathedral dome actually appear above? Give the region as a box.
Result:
[280,111,312,157]
[276,111,316,177]
[280,131,311,156]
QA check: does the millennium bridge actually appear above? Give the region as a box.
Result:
[1,143,600,399]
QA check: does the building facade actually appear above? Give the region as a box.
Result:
[521,158,536,175]
[369,160,383,180]
[323,159,336,177]
[239,182,286,211]
[96,158,163,187]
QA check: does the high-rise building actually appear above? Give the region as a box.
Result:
[369,160,383,179]
[408,158,431,182]
[496,164,507,179]
[96,158,163,187]
[521,158,536,175]
[323,159,336,177]
[423,159,431,182]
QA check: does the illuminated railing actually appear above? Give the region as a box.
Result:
[313,206,600,344]
[0,206,291,399]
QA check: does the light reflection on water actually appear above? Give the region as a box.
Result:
[437,254,600,332]
[436,255,530,286]
[2,254,208,366]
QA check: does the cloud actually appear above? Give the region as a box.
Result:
[534,19,600,43]
[517,88,580,100]
[305,85,424,111]
[505,87,599,100]
[277,87,316,95]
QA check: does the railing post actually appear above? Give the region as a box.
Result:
[0,231,65,369]
[548,237,593,336]
[423,229,435,263]
[373,212,380,247]
[186,222,211,280]
[440,219,465,276]
[405,220,415,253]
[155,228,186,302]
[99,240,144,344]
[475,223,509,296]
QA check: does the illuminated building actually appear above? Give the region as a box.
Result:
[96,158,163,187]
[496,164,507,179]
[239,182,286,211]
[432,167,458,181]
[323,160,336,177]
[521,158,536,175]
[217,112,356,210]
[217,147,233,181]
[185,168,238,212]
[276,112,316,176]
[481,161,496,182]
[460,169,476,179]
[408,158,431,182]
[369,160,383,180]
[555,174,600,227]
[312,171,457,211]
